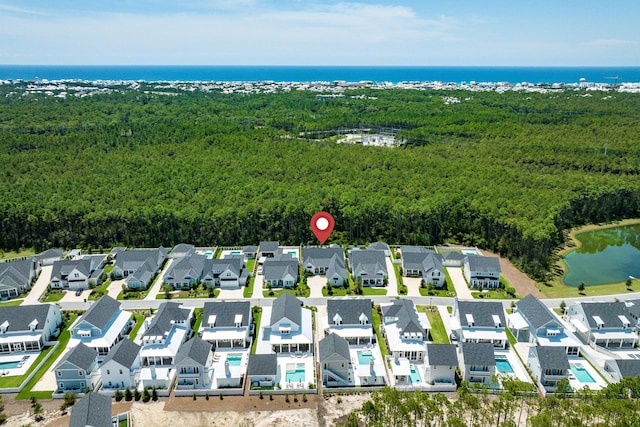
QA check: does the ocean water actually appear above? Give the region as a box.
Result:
[1,65,640,84]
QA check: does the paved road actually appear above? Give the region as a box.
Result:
[22,265,52,304]
[447,267,474,299]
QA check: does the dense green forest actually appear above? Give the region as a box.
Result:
[1,84,639,280]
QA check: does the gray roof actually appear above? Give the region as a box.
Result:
[270,292,302,327]
[259,241,280,253]
[263,257,298,282]
[35,248,64,260]
[243,245,257,253]
[426,344,458,366]
[203,301,251,327]
[625,299,640,319]
[532,346,569,371]
[101,339,140,369]
[248,353,277,376]
[456,300,506,328]
[465,256,501,274]
[143,302,190,338]
[579,301,633,329]
[69,393,112,427]
[319,333,350,362]
[51,259,92,280]
[349,250,387,278]
[367,242,390,252]
[176,336,212,366]
[382,299,423,334]
[170,243,195,257]
[403,252,443,275]
[303,247,344,268]
[115,248,166,272]
[461,342,495,366]
[401,246,432,254]
[442,252,466,261]
[204,258,242,278]
[165,254,206,282]
[57,343,97,371]
[608,359,640,378]
[328,299,372,326]
[78,296,121,331]
[516,294,556,329]
[0,259,35,289]
[0,304,57,332]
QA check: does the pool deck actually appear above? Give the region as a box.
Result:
[349,344,387,387]
[278,354,314,390]
[494,349,532,385]
[568,356,607,391]
[0,353,38,379]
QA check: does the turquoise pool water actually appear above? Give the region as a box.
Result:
[357,351,374,365]
[226,354,242,367]
[570,364,595,383]
[287,251,297,258]
[285,363,305,383]
[496,359,514,373]
[231,251,241,255]
[204,251,213,259]
[0,360,20,370]
[410,366,422,384]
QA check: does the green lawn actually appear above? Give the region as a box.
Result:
[243,276,255,298]
[214,248,222,259]
[0,248,35,261]
[44,292,65,302]
[155,289,219,299]
[322,287,348,297]
[263,288,310,298]
[393,263,405,295]
[192,308,203,334]
[505,328,518,348]
[117,290,146,300]
[372,308,388,359]
[471,290,518,300]
[15,314,79,399]
[251,308,262,354]
[361,288,387,296]
[417,306,449,344]
[537,279,638,299]
[246,259,255,273]
[0,299,23,307]
[129,314,145,341]
[89,279,112,301]
[419,287,454,297]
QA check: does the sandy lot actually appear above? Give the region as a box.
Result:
[481,249,539,298]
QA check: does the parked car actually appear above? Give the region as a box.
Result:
[75,289,83,296]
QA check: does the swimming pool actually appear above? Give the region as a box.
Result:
[287,251,297,258]
[570,364,595,383]
[0,360,20,370]
[226,354,243,367]
[357,351,374,365]
[496,358,514,374]
[230,251,241,255]
[410,365,422,384]
[204,251,213,259]
[285,363,306,383]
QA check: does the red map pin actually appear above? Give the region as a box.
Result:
[310,212,334,244]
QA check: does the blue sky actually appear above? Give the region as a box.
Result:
[1,0,638,65]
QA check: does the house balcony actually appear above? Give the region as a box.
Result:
[178,372,201,379]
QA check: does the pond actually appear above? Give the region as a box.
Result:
[562,223,640,286]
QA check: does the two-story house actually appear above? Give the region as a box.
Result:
[326,298,374,345]
[203,258,246,290]
[0,304,62,353]
[381,299,431,361]
[100,338,141,392]
[319,333,353,387]
[0,258,41,300]
[163,253,206,289]
[69,392,112,427]
[69,296,133,358]
[55,343,100,393]
[509,295,580,355]
[604,359,640,382]
[175,336,214,390]
[302,247,348,287]
[452,299,507,348]
[247,353,278,388]
[527,346,570,395]
[267,293,313,353]
[258,241,280,259]
[349,250,387,287]
[263,254,299,289]
[459,342,496,386]
[424,344,458,385]
[401,247,445,288]
[199,301,252,349]
[463,256,501,289]
[566,301,638,348]
[111,247,167,290]
[50,259,95,290]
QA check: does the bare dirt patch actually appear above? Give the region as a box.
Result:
[480,249,539,298]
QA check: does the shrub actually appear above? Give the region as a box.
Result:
[285,393,289,403]
[192,393,196,401]
[114,390,123,402]
[219,392,223,400]
[259,391,263,399]
[124,387,133,401]
[142,387,151,403]
[152,386,158,401]
[64,392,76,407]
[134,388,141,401]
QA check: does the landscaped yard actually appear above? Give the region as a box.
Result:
[192,308,203,334]
[0,299,22,307]
[263,287,310,298]
[417,305,449,344]
[243,276,255,298]
[322,286,348,297]
[117,289,146,300]
[471,289,518,300]
[89,279,111,300]
[43,291,65,302]
[537,279,637,299]
[0,248,35,261]
[129,314,145,341]
[372,307,388,359]
[419,287,455,297]
[361,287,387,296]
[156,287,219,299]
[251,307,262,354]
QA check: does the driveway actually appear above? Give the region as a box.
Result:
[307,275,326,298]
[447,267,474,300]
[218,287,244,300]
[107,279,126,300]
[23,265,52,304]
[144,259,174,300]
[251,274,264,299]
[404,277,422,297]
[385,257,398,297]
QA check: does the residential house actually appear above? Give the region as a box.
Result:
[319,333,352,387]
[401,247,445,288]
[367,242,391,257]
[70,296,133,358]
[69,392,112,427]
[139,302,193,390]
[247,353,278,388]
[459,342,496,385]
[199,301,252,349]
[50,259,95,290]
[527,346,570,394]
[54,343,100,393]
[67,249,82,260]
[441,251,465,267]
[268,293,313,353]
[111,248,167,289]
[349,250,387,287]
[242,245,257,259]
[169,243,196,259]
[0,258,40,299]
[624,299,640,329]
[382,299,430,361]
[163,254,206,289]
[34,248,63,266]
[452,299,507,348]
[509,295,580,355]
[302,247,348,287]
[604,359,640,382]
[566,301,638,348]
[0,304,62,353]
[326,299,374,345]
[258,241,280,258]
[100,339,141,391]
[424,344,458,385]
[175,336,214,390]
[203,258,246,289]
[463,256,501,288]
[263,254,298,289]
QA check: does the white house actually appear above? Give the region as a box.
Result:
[381,299,430,361]
[199,301,252,349]
[463,256,501,289]
[175,336,214,390]
[100,339,141,392]
[0,258,41,300]
[267,293,313,354]
[424,344,458,386]
[452,299,507,348]
[459,342,496,386]
[0,304,62,354]
[566,301,638,349]
[527,346,570,395]
[349,250,387,287]
[325,299,374,345]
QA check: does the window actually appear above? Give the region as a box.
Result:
[79,370,83,376]
[119,369,123,374]
[59,383,64,388]
[81,382,84,388]
[106,370,110,375]
[57,371,61,377]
